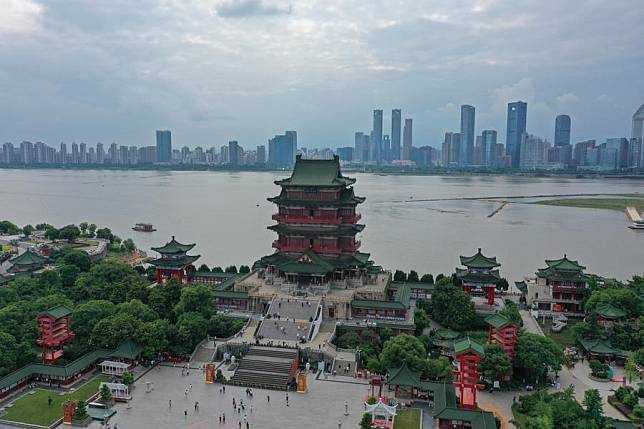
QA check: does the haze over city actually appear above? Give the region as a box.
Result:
[1,0,643,148]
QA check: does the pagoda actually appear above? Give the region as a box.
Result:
[452,337,485,409]
[484,313,518,359]
[455,248,501,306]
[534,254,590,315]
[149,236,200,285]
[37,305,75,364]
[255,155,378,288]
[8,249,46,274]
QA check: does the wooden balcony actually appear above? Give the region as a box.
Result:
[272,214,342,225]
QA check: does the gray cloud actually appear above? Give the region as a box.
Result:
[216,0,292,18]
[0,0,642,148]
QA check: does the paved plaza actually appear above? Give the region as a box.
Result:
[257,319,310,342]
[266,298,319,322]
[86,365,371,429]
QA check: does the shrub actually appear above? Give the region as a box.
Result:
[623,393,638,409]
[589,359,609,379]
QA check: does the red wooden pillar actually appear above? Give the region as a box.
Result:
[487,287,495,305]
[177,269,183,285]
[156,269,163,284]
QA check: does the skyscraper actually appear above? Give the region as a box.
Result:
[441,132,453,167]
[354,132,364,163]
[520,133,549,170]
[228,141,239,166]
[256,145,266,164]
[268,131,297,168]
[391,109,401,160]
[383,135,391,161]
[506,101,528,168]
[156,130,172,163]
[402,118,413,160]
[372,109,383,163]
[59,142,67,164]
[554,115,571,146]
[633,103,644,142]
[460,105,475,166]
[481,130,497,167]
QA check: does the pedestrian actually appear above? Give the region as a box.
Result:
[189,383,193,391]
[219,415,222,425]
[194,401,199,411]
[169,399,172,408]
[184,389,188,397]
[223,413,226,423]
[246,422,249,429]
[223,386,226,393]
[184,410,188,418]
[238,422,242,429]
[267,395,270,403]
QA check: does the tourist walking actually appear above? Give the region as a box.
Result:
[168,399,172,408]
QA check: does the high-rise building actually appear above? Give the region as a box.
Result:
[554,115,571,146]
[228,141,239,166]
[441,132,453,167]
[2,143,15,164]
[402,118,413,160]
[71,143,79,164]
[336,147,354,161]
[354,132,364,163]
[633,103,644,142]
[628,138,642,168]
[156,130,172,163]
[573,140,595,166]
[109,143,118,164]
[372,109,383,163]
[383,135,391,161]
[460,105,475,166]
[506,101,528,168]
[520,133,549,170]
[450,133,461,166]
[138,146,156,164]
[481,130,497,167]
[119,145,128,165]
[604,138,629,168]
[256,145,266,164]
[391,109,401,160]
[59,142,67,164]
[79,142,87,164]
[268,131,297,168]
[96,143,105,164]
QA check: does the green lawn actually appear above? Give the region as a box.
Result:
[534,197,644,212]
[1,375,109,426]
[393,408,421,429]
[538,319,580,348]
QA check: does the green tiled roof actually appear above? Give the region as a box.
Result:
[484,313,516,329]
[351,299,405,310]
[435,329,461,340]
[544,255,586,271]
[594,303,627,320]
[192,271,237,279]
[515,281,527,292]
[394,283,411,307]
[213,290,249,300]
[107,338,144,360]
[455,268,501,283]
[148,255,200,269]
[9,249,46,266]
[268,223,364,237]
[606,418,637,429]
[418,381,457,413]
[255,250,374,273]
[277,250,336,274]
[39,304,73,319]
[459,249,500,269]
[578,338,629,358]
[151,236,196,254]
[0,339,142,391]
[390,281,435,291]
[453,337,485,356]
[434,408,497,429]
[268,187,365,207]
[274,155,355,187]
[385,362,421,387]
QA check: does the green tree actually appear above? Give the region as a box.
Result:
[44,227,59,240]
[582,389,604,428]
[22,224,35,237]
[407,270,419,282]
[117,299,158,322]
[632,404,644,420]
[414,308,430,336]
[479,344,512,382]
[100,384,113,404]
[197,264,210,272]
[0,332,18,376]
[420,274,434,284]
[90,313,142,349]
[95,227,113,242]
[121,238,136,252]
[496,278,509,292]
[624,353,640,383]
[224,265,238,273]
[79,222,88,236]
[174,285,214,319]
[58,225,81,242]
[73,400,89,420]
[525,415,553,429]
[135,319,170,359]
[359,412,373,429]
[585,287,641,319]
[121,371,134,386]
[379,334,426,372]
[515,332,564,384]
[59,265,80,288]
[336,332,361,349]
[73,300,117,344]
[212,266,223,273]
[393,270,407,282]
[35,223,53,231]
[239,265,251,273]
[175,312,208,352]
[589,360,609,379]
[0,220,20,235]
[499,301,523,326]
[430,279,477,331]
[424,356,453,381]
[87,224,97,237]
[62,249,92,272]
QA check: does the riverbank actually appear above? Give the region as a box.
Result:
[533,197,644,212]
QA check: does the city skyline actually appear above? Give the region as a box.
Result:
[0,1,643,149]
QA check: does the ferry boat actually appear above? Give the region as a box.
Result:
[628,221,644,230]
[132,223,156,232]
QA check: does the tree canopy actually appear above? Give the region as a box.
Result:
[430,278,477,331]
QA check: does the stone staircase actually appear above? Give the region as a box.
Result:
[228,346,298,391]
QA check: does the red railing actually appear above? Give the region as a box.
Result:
[342,241,361,252]
[271,214,342,225]
[341,214,362,223]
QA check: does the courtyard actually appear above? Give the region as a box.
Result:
[87,365,373,429]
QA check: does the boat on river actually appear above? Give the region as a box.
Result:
[132,223,156,232]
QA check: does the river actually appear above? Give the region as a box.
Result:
[0,169,641,282]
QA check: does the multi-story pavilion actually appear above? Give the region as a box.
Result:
[255,155,379,290]
[453,338,485,409]
[149,236,200,285]
[37,305,75,364]
[455,248,500,305]
[523,255,590,316]
[484,313,518,359]
[8,249,46,274]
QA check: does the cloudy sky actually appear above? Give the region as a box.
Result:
[1,0,643,149]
